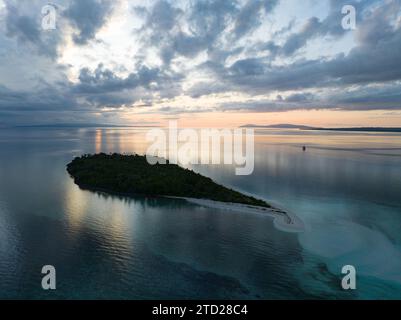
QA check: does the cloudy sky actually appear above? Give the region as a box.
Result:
[0,0,401,127]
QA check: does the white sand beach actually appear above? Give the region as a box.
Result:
[169,197,305,233]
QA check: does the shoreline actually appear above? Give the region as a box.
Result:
[72,181,305,233]
[167,197,305,233]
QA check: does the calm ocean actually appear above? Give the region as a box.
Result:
[0,127,400,299]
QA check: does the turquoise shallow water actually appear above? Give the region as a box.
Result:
[0,127,400,299]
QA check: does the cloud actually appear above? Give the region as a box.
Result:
[285,92,314,102]
[194,1,401,95]
[65,0,115,45]
[3,1,63,58]
[281,16,322,56]
[233,0,279,39]
[0,83,78,111]
[267,0,382,57]
[136,0,239,64]
[5,5,40,43]
[71,63,184,108]
[75,63,182,92]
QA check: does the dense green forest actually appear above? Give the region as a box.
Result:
[67,153,271,208]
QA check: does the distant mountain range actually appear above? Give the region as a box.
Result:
[240,124,401,133]
[241,124,314,129]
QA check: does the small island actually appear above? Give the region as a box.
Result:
[67,153,271,208]
[66,153,305,233]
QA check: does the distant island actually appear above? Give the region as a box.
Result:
[67,153,271,208]
[241,124,401,133]
[241,124,314,130]
[310,127,401,133]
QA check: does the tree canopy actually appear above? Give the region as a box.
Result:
[67,153,271,208]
